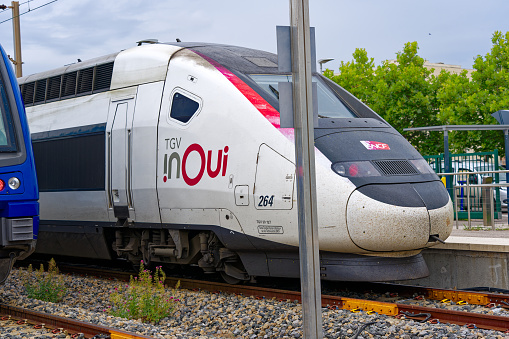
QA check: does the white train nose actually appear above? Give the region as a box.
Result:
[346,182,453,252]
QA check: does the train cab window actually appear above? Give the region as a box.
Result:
[249,74,356,118]
[169,90,201,124]
[0,72,17,151]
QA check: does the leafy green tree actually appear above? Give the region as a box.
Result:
[371,42,443,154]
[325,48,375,105]
[435,31,509,154]
[326,42,442,154]
[468,31,509,153]
[325,32,509,155]
[434,69,477,153]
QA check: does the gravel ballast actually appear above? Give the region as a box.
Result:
[1,268,509,338]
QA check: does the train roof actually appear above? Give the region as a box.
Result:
[17,42,284,107]
[18,42,279,84]
[165,42,279,74]
[18,52,119,84]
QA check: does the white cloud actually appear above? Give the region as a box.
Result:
[0,0,508,76]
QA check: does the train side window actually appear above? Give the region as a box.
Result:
[169,89,201,124]
[0,72,17,150]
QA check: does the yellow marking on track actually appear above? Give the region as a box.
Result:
[110,331,139,339]
[341,297,398,315]
[428,290,489,305]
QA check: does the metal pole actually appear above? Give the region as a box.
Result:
[11,1,22,77]
[491,187,495,230]
[289,0,323,338]
[505,130,509,185]
[505,131,509,226]
[454,184,458,229]
[444,130,452,199]
[467,178,471,229]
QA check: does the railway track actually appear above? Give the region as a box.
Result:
[0,303,154,338]
[59,265,509,333]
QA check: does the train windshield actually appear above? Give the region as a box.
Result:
[0,71,17,151]
[249,74,356,118]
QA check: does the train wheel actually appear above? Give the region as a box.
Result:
[220,271,242,285]
[219,260,249,284]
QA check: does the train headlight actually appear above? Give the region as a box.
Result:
[0,179,5,191]
[332,161,381,178]
[409,159,435,174]
[8,177,20,190]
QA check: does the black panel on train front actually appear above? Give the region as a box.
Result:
[32,133,105,191]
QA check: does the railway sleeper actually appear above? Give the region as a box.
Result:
[112,228,250,283]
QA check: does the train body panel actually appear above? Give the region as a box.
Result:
[18,42,453,282]
[0,44,39,284]
[130,81,166,224]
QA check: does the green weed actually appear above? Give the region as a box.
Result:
[21,258,67,303]
[109,261,178,323]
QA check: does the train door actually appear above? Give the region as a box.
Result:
[254,144,295,210]
[107,97,136,222]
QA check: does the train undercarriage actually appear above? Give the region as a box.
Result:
[112,227,251,284]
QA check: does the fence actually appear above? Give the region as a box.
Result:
[424,150,502,219]
[437,170,509,228]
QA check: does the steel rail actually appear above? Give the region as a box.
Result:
[0,303,154,339]
[397,304,509,332]
[56,265,509,331]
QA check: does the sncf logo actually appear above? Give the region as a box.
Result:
[360,140,390,150]
[163,138,229,186]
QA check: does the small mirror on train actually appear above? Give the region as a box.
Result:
[169,88,202,124]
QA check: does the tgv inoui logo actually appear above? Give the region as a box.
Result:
[163,138,229,186]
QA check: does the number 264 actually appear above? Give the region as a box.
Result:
[258,195,275,207]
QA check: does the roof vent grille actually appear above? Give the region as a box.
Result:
[94,62,113,92]
[47,75,61,100]
[21,82,35,106]
[33,79,47,104]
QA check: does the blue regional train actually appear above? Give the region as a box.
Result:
[0,44,38,284]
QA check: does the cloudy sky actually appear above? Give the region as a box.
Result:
[0,0,508,77]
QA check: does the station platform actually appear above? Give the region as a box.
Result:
[397,213,509,290]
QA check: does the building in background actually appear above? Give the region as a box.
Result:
[423,61,473,78]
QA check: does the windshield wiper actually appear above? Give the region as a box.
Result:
[269,85,279,100]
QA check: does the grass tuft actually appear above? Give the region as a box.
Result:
[109,261,178,323]
[21,258,67,303]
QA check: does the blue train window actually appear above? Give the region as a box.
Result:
[169,90,200,124]
[0,72,17,151]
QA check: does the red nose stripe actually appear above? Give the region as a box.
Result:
[192,51,281,128]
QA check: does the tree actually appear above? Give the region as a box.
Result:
[435,31,509,154]
[325,32,509,155]
[370,42,443,155]
[326,42,443,154]
[468,31,509,153]
[324,48,375,105]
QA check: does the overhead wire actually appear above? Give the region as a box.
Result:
[0,0,33,14]
[0,0,57,24]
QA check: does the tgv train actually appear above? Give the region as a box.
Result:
[0,44,38,284]
[18,42,453,283]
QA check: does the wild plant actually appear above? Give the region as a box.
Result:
[109,261,178,323]
[21,258,67,302]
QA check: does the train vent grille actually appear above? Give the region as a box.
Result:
[373,160,419,176]
[34,79,47,104]
[21,82,35,106]
[19,61,114,106]
[7,218,33,242]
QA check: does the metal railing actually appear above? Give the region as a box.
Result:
[437,169,509,229]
